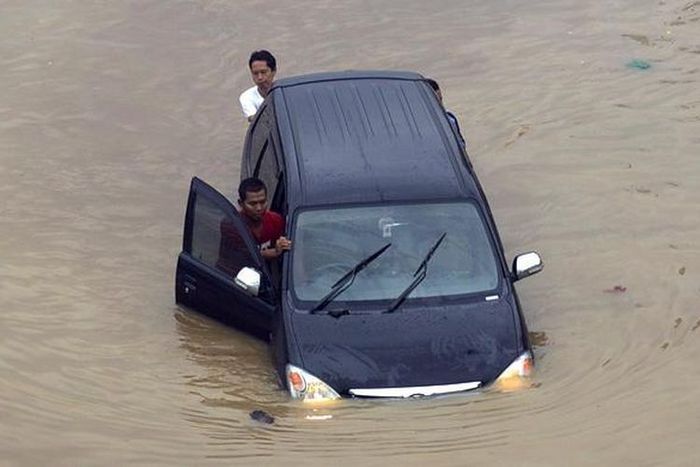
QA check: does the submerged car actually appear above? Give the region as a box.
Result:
[175,71,543,401]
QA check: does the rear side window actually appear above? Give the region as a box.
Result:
[246,104,274,176]
[190,193,256,278]
[254,138,279,190]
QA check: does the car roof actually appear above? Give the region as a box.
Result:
[272,70,424,89]
[271,71,479,207]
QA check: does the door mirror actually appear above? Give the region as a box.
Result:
[235,267,261,296]
[512,252,543,281]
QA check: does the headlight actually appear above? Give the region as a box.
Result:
[286,364,341,403]
[493,351,534,391]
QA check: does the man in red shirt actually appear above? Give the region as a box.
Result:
[237,177,291,260]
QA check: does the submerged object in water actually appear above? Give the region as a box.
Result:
[626,59,651,70]
[249,409,275,424]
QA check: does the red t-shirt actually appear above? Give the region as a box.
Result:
[246,210,284,250]
[216,210,284,275]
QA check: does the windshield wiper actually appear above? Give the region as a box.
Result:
[310,243,392,314]
[384,232,446,314]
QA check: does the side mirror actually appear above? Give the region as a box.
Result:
[234,267,261,296]
[512,252,543,281]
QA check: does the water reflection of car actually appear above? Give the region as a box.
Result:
[175,71,543,402]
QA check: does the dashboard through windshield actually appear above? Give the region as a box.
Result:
[291,202,500,304]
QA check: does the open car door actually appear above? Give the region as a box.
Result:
[175,177,277,336]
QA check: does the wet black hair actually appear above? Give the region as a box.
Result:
[238,177,267,201]
[425,78,440,92]
[248,50,277,72]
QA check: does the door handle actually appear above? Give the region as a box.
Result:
[183,275,197,295]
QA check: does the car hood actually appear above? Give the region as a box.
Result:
[287,298,520,395]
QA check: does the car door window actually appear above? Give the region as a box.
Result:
[185,178,274,299]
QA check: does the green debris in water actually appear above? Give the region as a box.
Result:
[626,59,651,70]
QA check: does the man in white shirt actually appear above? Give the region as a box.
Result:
[239,50,277,122]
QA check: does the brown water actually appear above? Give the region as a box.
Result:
[1,0,699,465]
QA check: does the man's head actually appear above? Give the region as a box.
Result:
[248,50,277,96]
[238,177,269,222]
[425,78,443,104]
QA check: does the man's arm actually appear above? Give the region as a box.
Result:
[261,236,292,260]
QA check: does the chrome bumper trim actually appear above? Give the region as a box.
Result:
[349,381,481,398]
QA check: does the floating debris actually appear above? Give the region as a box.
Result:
[529,331,549,347]
[504,124,532,148]
[604,285,627,294]
[622,34,651,46]
[249,409,275,424]
[626,59,651,70]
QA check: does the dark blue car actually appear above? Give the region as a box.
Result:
[175,71,543,401]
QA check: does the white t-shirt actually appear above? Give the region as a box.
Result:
[239,85,264,118]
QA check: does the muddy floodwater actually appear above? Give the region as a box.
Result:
[1,0,699,465]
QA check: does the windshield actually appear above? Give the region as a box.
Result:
[291,202,500,304]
